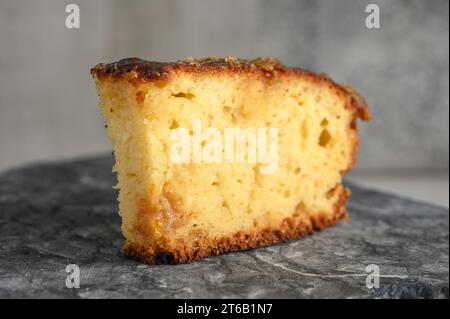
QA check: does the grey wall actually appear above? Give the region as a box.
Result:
[0,0,448,172]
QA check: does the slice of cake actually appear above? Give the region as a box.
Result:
[91,57,370,264]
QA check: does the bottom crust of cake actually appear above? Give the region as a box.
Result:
[124,187,350,265]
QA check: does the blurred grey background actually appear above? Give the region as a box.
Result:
[0,0,448,206]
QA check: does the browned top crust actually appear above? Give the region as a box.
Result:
[91,57,370,121]
[91,57,286,80]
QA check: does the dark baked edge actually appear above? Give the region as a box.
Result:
[91,57,297,82]
[123,186,350,265]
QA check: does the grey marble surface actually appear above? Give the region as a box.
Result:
[0,155,448,299]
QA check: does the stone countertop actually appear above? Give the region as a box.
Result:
[0,156,448,299]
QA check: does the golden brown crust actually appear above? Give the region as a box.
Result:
[91,57,285,82]
[124,186,350,265]
[90,57,371,122]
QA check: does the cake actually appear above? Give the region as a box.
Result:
[91,57,370,264]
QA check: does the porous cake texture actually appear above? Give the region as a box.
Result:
[91,57,370,264]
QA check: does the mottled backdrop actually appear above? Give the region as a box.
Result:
[0,0,448,172]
